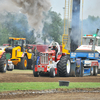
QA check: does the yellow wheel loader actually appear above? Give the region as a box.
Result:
[5,37,34,70]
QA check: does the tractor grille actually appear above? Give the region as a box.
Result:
[40,53,48,64]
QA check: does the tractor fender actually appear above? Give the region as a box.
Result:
[21,52,27,58]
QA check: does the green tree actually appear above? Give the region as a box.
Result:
[0,12,36,44]
[83,15,100,35]
[43,10,63,44]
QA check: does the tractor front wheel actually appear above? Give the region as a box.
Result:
[34,70,39,77]
[93,66,98,76]
[19,56,28,70]
[50,68,55,77]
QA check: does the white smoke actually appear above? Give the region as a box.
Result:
[0,0,51,31]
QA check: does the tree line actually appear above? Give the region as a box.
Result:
[0,10,100,45]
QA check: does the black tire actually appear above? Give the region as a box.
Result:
[81,63,84,77]
[19,56,28,70]
[98,69,100,74]
[27,54,34,69]
[34,71,39,77]
[75,67,79,77]
[14,65,19,69]
[90,66,93,76]
[33,56,39,77]
[31,56,35,70]
[27,60,33,69]
[0,53,7,73]
[50,68,55,77]
[70,63,76,77]
[7,69,13,71]
[57,55,71,77]
[93,66,98,76]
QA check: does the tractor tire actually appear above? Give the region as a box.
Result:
[81,63,84,77]
[57,55,71,77]
[14,65,19,69]
[27,60,33,69]
[75,67,79,77]
[90,66,93,76]
[19,56,28,70]
[98,69,100,74]
[93,66,98,76]
[33,56,39,77]
[31,56,35,70]
[7,69,13,71]
[33,62,39,77]
[34,71,39,77]
[50,68,55,77]
[0,53,7,73]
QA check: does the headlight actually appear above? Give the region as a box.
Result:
[88,53,94,57]
[29,49,32,52]
[71,53,76,57]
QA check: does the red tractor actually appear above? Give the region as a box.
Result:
[33,42,71,77]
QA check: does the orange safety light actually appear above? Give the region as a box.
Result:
[86,35,93,36]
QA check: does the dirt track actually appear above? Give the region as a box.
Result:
[0,70,100,100]
[0,70,100,82]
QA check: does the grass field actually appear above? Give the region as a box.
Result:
[0,82,100,92]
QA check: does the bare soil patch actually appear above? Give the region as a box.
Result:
[0,70,100,82]
[0,70,100,100]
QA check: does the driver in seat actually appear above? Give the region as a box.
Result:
[51,42,58,61]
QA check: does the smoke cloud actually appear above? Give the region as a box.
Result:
[0,0,51,31]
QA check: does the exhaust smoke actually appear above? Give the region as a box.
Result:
[0,0,51,31]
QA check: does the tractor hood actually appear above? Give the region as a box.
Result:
[43,50,55,53]
[76,45,100,53]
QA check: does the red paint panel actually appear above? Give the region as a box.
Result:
[35,65,47,72]
[55,68,57,74]
[57,55,62,60]
[91,62,98,66]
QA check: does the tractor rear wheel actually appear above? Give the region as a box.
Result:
[81,63,84,77]
[57,55,71,77]
[0,53,7,73]
[50,68,55,77]
[93,66,98,76]
[19,56,28,70]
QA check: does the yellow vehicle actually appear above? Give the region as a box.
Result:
[5,37,34,69]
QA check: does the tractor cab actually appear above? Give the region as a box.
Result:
[76,34,100,53]
[82,35,100,46]
[8,37,26,52]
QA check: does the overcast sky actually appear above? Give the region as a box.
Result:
[50,0,100,19]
